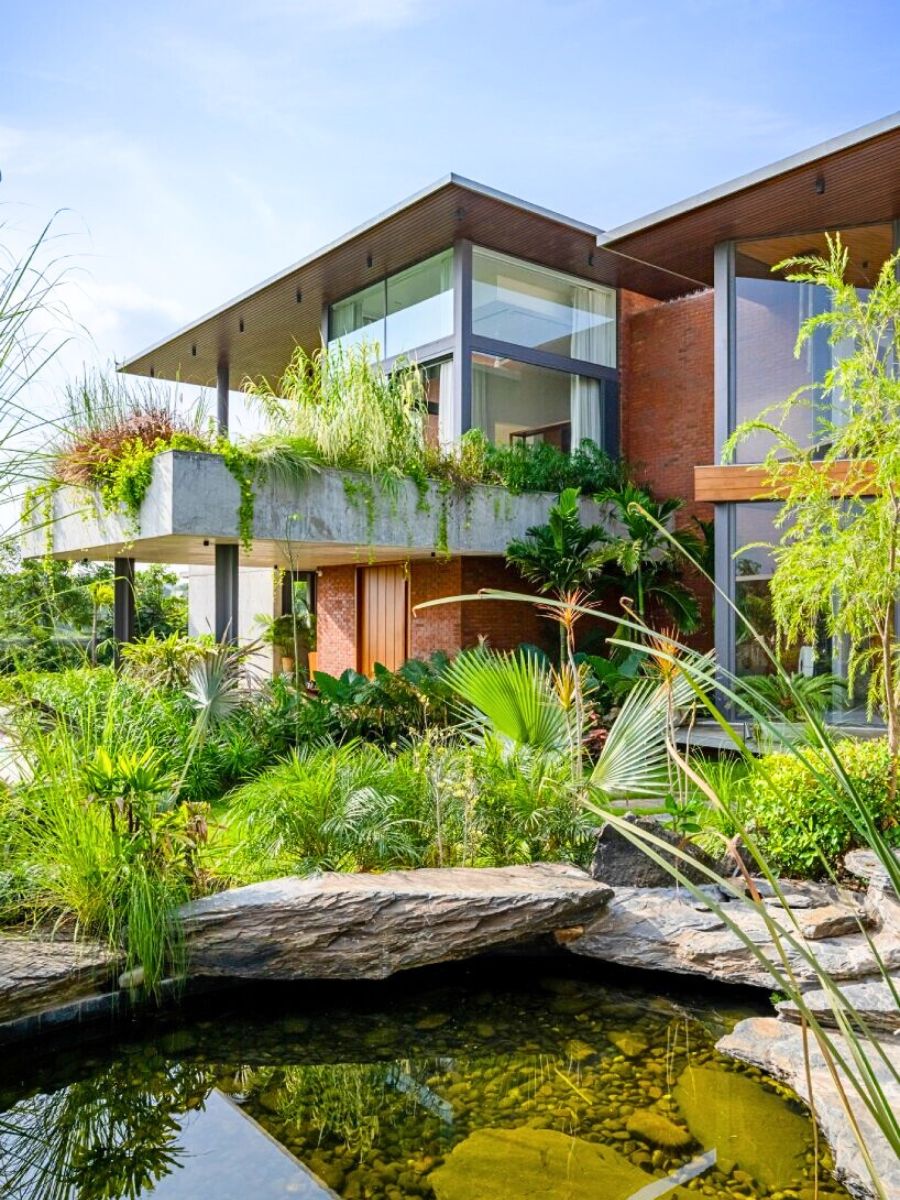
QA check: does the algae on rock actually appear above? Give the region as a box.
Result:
[429,1127,694,1200]
[673,1066,811,1190]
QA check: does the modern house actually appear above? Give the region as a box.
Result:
[30,112,900,698]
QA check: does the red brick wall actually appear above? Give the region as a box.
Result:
[409,559,463,659]
[315,565,358,675]
[315,556,563,674]
[619,287,715,648]
[460,558,552,655]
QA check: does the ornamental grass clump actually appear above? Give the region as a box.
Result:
[50,372,211,522]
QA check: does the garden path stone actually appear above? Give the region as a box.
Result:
[178,863,613,980]
[565,882,899,990]
[0,933,118,1023]
[718,1016,900,1200]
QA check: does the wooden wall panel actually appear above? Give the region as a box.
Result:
[358,565,408,676]
[694,460,877,502]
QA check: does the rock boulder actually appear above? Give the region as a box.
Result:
[0,934,118,1024]
[179,864,613,981]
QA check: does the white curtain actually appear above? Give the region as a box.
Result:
[570,375,603,447]
[471,362,489,435]
[437,359,457,449]
[571,285,615,367]
[569,285,613,448]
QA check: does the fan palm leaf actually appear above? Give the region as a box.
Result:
[443,646,571,753]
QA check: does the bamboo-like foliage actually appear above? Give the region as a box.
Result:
[724,237,900,764]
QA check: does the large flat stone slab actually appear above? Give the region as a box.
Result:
[777,974,900,1034]
[0,934,118,1023]
[179,864,613,981]
[566,885,898,991]
[718,1017,900,1200]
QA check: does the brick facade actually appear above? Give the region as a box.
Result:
[315,565,358,676]
[619,287,715,647]
[316,556,556,674]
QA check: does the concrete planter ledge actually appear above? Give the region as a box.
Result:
[24,450,618,569]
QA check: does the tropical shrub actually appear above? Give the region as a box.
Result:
[52,372,212,523]
[743,737,899,877]
[310,655,455,745]
[736,670,845,723]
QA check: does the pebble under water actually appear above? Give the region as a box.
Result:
[0,958,852,1200]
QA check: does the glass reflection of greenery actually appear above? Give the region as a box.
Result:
[0,1057,214,1200]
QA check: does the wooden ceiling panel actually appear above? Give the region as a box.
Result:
[604,127,900,286]
[120,181,696,389]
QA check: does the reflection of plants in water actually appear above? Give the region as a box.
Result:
[247,1063,419,1161]
[0,1058,213,1200]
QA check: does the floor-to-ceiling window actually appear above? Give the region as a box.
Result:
[469,247,617,451]
[717,223,896,723]
[328,249,454,359]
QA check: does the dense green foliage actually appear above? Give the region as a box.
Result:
[741,738,898,877]
[224,738,592,881]
[0,557,187,671]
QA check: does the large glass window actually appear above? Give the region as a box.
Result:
[386,250,453,358]
[472,248,616,367]
[328,249,453,358]
[733,225,892,462]
[471,352,612,451]
[329,282,385,355]
[733,501,869,723]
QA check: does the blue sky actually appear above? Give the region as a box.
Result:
[2,0,899,425]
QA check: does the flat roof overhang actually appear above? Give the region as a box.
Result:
[25,450,616,570]
[119,175,697,389]
[598,112,900,285]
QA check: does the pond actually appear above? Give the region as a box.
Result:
[0,958,849,1200]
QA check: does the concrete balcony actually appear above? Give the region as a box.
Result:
[24,450,613,569]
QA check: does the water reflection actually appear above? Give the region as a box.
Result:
[0,963,849,1200]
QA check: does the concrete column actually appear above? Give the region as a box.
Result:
[216,359,230,436]
[215,543,239,643]
[113,557,136,667]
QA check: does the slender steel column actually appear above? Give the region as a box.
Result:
[214,543,239,643]
[216,360,230,436]
[113,557,136,667]
[452,239,473,436]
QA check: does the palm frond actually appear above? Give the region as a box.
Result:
[443,646,570,753]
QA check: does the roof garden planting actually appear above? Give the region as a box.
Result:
[29,347,625,556]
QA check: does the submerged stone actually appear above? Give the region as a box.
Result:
[673,1065,811,1189]
[607,1030,648,1058]
[428,1126,693,1200]
[625,1108,694,1150]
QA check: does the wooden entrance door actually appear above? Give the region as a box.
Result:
[358,565,408,676]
